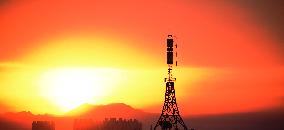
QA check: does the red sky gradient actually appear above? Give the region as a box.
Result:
[0,0,283,116]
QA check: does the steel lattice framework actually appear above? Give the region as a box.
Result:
[153,35,189,130]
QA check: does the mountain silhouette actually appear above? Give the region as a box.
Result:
[0,111,55,130]
[66,103,148,120]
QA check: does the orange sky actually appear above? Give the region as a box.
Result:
[0,0,283,116]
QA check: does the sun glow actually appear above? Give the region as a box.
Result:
[39,68,122,112]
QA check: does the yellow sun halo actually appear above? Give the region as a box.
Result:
[38,68,121,113]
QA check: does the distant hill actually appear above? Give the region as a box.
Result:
[0,103,153,130]
[0,111,41,130]
[66,103,149,120]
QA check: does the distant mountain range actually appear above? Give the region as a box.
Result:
[0,103,283,130]
[66,103,148,119]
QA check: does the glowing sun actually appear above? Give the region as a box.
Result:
[38,67,121,112]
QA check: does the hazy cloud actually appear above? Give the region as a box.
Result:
[0,62,27,68]
[230,0,284,55]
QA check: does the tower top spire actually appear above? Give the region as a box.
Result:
[165,34,177,83]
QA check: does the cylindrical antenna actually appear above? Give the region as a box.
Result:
[167,35,174,65]
[175,37,178,66]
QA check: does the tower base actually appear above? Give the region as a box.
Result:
[153,82,189,130]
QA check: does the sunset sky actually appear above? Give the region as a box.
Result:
[0,0,283,116]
